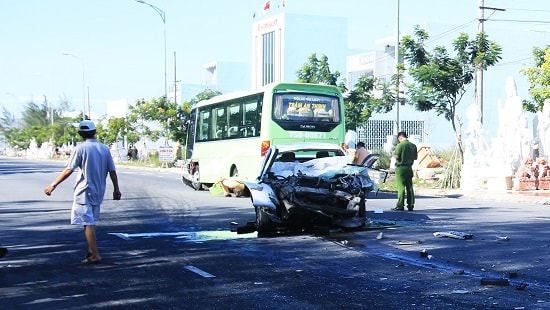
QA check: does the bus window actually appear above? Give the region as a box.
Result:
[274,93,339,122]
[198,110,210,141]
[213,106,227,139]
[243,101,259,137]
[228,103,240,138]
[272,93,341,132]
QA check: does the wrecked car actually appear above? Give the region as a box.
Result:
[243,142,386,236]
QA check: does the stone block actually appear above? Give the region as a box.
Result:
[514,178,537,191]
[538,178,550,190]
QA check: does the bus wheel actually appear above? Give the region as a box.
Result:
[191,167,202,191]
[256,207,273,236]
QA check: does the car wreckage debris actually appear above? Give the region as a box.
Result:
[433,231,474,239]
[247,145,387,235]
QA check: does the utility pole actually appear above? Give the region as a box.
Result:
[395,0,400,135]
[476,0,484,124]
[174,51,177,105]
[87,86,91,119]
[135,0,167,102]
[477,1,505,124]
[44,95,53,125]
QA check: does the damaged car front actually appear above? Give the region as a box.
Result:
[244,143,385,236]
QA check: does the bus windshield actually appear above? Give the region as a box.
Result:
[272,93,340,132]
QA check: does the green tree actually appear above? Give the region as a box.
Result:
[22,101,49,128]
[401,25,502,161]
[0,106,16,131]
[296,53,341,85]
[55,119,80,147]
[3,100,52,148]
[521,45,550,112]
[129,90,221,147]
[344,74,398,131]
[3,127,25,149]
[99,117,137,146]
[296,53,396,130]
[128,96,177,143]
[193,89,222,103]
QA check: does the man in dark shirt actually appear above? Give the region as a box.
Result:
[392,131,418,211]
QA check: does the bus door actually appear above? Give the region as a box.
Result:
[185,109,197,160]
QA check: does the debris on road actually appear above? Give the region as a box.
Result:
[452,289,471,294]
[516,282,528,290]
[480,278,510,286]
[396,240,423,245]
[420,249,433,259]
[433,231,473,239]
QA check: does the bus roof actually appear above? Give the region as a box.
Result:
[193,89,263,109]
[192,82,342,109]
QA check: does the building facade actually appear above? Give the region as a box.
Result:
[251,13,348,89]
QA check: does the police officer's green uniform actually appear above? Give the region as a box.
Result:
[394,136,418,210]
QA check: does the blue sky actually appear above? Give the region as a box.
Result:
[1,0,550,145]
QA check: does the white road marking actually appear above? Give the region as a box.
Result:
[110,233,133,240]
[184,265,216,278]
[109,231,257,241]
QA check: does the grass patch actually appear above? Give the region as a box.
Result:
[377,175,432,193]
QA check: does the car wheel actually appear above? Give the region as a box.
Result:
[191,167,202,191]
[256,207,273,236]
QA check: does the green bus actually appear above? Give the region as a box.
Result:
[184,82,345,190]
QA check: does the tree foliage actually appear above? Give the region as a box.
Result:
[22,101,49,128]
[99,117,137,146]
[296,53,341,85]
[193,89,222,103]
[0,88,222,154]
[520,45,550,112]
[128,96,179,144]
[401,25,502,159]
[296,53,396,131]
[126,90,221,147]
[0,106,16,131]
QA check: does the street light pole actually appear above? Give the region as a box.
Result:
[135,0,167,102]
[395,0,400,135]
[61,52,86,121]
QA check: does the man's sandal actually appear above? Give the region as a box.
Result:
[82,257,101,264]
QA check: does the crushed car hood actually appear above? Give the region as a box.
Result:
[245,156,378,214]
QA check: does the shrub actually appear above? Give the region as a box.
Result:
[372,149,391,170]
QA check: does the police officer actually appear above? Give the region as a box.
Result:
[392,132,417,211]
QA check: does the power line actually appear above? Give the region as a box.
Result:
[488,19,550,24]
[495,56,534,67]
[429,19,478,43]
[504,8,550,13]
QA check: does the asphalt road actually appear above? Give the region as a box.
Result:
[1,157,550,309]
